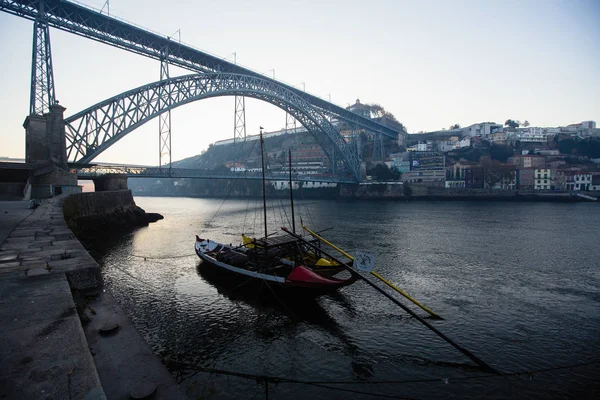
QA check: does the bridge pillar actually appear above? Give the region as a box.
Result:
[24,103,68,169]
[92,174,128,192]
[23,104,78,198]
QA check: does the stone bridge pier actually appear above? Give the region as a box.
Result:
[23,104,80,199]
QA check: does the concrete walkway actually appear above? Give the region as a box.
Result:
[0,196,184,399]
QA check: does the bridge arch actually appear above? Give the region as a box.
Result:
[65,73,361,180]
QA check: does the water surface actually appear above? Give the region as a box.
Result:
[99,197,600,399]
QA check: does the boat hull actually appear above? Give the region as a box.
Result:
[195,238,357,295]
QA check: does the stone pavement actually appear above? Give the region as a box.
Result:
[0,196,184,399]
[0,200,34,244]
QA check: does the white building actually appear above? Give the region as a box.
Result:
[534,168,552,190]
[462,123,502,137]
[566,173,592,191]
[271,181,337,190]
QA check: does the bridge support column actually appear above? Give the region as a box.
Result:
[30,18,56,116]
[23,104,79,198]
[92,174,128,192]
[158,57,172,169]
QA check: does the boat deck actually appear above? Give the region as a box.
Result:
[253,234,308,248]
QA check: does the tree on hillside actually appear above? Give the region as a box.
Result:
[504,119,520,129]
[559,139,577,155]
[449,123,461,130]
[366,103,406,131]
[479,156,503,188]
[367,163,402,181]
[522,120,530,127]
[490,145,514,162]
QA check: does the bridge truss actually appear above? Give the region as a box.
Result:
[64,73,361,181]
[0,0,407,182]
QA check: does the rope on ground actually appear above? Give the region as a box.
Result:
[169,358,600,391]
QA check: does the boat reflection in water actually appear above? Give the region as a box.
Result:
[195,261,376,380]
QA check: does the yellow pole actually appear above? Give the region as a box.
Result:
[370,271,442,319]
[302,224,442,320]
[302,224,354,260]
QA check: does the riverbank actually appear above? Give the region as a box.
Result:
[131,185,599,203]
[0,194,182,399]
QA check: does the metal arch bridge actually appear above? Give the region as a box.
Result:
[64,73,361,180]
[0,0,407,182]
[0,0,400,138]
[74,164,356,184]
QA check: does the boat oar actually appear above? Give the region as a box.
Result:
[302,224,442,319]
[282,227,500,375]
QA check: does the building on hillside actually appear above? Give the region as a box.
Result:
[409,151,444,171]
[446,161,478,181]
[346,99,372,119]
[462,122,503,137]
[390,152,411,172]
[554,172,565,191]
[445,180,466,188]
[515,132,548,143]
[566,173,593,191]
[403,170,446,183]
[547,160,567,169]
[489,131,507,145]
[490,165,517,190]
[438,141,456,152]
[517,168,535,191]
[508,154,545,169]
[465,166,484,189]
[296,144,326,163]
[271,181,337,190]
[213,126,304,147]
[536,149,560,156]
[534,168,552,190]
[564,121,596,132]
[591,173,600,191]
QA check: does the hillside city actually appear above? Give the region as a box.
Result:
[152,99,599,197]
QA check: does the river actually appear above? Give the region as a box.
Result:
[97,196,600,399]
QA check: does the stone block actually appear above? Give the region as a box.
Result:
[27,268,51,277]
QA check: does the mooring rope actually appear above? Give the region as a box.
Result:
[168,358,600,399]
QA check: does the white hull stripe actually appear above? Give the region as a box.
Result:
[197,252,286,283]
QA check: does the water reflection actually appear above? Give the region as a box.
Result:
[195,260,375,379]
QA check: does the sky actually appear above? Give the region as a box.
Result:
[0,0,598,165]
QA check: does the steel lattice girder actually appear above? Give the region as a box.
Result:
[64,73,362,181]
[0,0,404,140]
[74,164,356,184]
[30,19,55,115]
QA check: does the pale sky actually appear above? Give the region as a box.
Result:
[0,0,598,165]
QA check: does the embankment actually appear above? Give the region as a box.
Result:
[62,190,163,240]
[0,193,182,399]
[340,183,599,202]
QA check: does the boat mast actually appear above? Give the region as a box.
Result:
[288,149,296,234]
[260,127,268,239]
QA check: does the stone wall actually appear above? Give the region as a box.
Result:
[63,190,136,218]
[62,190,162,239]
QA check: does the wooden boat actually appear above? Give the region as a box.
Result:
[195,129,357,295]
[195,235,357,294]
